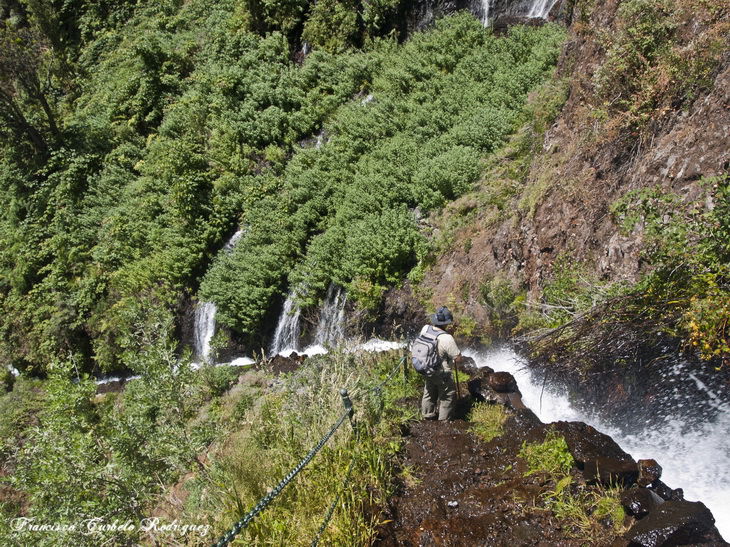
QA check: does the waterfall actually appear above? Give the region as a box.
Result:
[270,293,302,355]
[193,301,217,362]
[191,229,244,363]
[527,0,559,18]
[463,347,730,539]
[480,0,492,25]
[223,229,244,252]
[314,285,347,347]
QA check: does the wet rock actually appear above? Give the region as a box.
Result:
[650,479,684,502]
[552,421,635,466]
[488,371,519,393]
[637,459,663,487]
[264,354,303,376]
[583,457,639,487]
[624,500,725,546]
[621,487,664,519]
[96,378,127,394]
[460,356,489,377]
[507,391,527,410]
[506,408,545,441]
[492,15,545,35]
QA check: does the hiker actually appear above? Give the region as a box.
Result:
[418,306,465,421]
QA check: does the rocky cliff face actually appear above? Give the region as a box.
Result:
[421,0,729,333]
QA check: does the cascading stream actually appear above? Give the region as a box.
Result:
[270,293,302,355]
[191,229,244,364]
[480,0,491,25]
[527,0,559,18]
[193,301,217,363]
[313,284,347,347]
[464,346,730,539]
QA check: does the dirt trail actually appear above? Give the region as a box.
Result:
[375,407,601,547]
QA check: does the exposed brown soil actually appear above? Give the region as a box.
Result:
[376,408,616,546]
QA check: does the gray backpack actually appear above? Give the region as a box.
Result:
[411,326,443,376]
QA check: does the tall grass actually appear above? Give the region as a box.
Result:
[182,350,420,545]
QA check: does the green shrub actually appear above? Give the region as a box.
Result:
[469,403,506,442]
[519,429,574,477]
[611,175,730,362]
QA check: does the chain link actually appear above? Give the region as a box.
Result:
[212,355,407,547]
[310,453,357,547]
[212,408,351,547]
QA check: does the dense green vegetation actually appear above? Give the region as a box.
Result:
[0,3,569,541]
[1,0,565,374]
[0,347,419,545]
[201,17,566,335]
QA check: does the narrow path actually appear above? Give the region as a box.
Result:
[375,410,586,546]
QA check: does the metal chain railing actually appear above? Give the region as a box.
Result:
[310,453,357,547]
[211,354,408,547]
[311,356,407,545]
[212,390,354,547]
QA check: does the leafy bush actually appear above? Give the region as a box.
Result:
[203,16,566,329]
[611,175,730,362]
[592,0,729,129]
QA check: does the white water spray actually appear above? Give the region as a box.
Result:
[270,292,303,355]
[223,229,244,252]
[480,0,492,25]
[191,229,244,364]
[314,284,347,347]
[193,301,217,363]
[464,347,730,539]
[527,0,559,18]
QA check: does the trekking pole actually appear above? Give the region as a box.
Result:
[453,361,461,399]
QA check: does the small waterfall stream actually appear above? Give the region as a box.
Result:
[480,0,492,25]
[464,347,730,539]
[527,0,559,18]
[313,284,347,347]
[269,293,302,355]
[191,229,244,364]
[193,301,217,363]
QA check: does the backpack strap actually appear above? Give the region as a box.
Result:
[420,325,445,349]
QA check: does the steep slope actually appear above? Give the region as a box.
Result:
[421,0,729,360]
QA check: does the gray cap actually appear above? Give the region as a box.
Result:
[430,306,453,326]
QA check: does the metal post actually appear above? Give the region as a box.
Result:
[340,389,354,427]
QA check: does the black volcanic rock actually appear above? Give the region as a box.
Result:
[551,420,635,466]
[625,500,725,546]
[621,487,664,519]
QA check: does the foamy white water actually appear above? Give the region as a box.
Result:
[481,0,492,25]
[314,285,347,346]
[229,357,255,367]
[270,293,302,355]
[223,229,244,252]
[528,0,559,18]
[193,301,217,363]
[465,347,730,539]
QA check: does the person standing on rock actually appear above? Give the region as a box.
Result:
[418,306,465,421]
